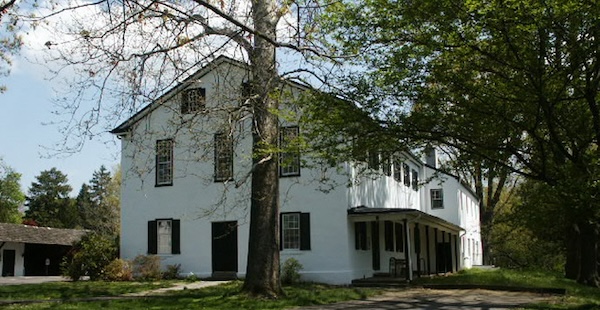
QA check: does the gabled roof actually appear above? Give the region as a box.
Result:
[110,55,249,135]
[0,223,88,246]
[110,55,316,136]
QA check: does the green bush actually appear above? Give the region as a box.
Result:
[132,255,162,280]
[103,258,133,281]
[281,258,303,285]
[61,233,118,281]
[162,264,182,280]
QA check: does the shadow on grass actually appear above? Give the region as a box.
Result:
[1,281,376,310]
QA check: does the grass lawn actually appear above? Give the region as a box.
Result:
[0,281,376,309]
[414,268,600,309]
[1,270,599,309]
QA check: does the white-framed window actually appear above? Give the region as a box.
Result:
[156,139,173,186]
[281,212,311,250]
[368,151,380,170]
[279,126,300,177]
[354,221,369,250]
[148,219,180,255]
[393,157,402,182]
[282,213,300,249]
[157,219,172,254]
[382,152,392,176]
[403,163,411,187]
[412,169,419,191]
[214,133,233,182]
[181,88,206,114]
[431,189,444,209]
[383,221,404,252]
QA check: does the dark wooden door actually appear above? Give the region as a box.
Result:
[436,242,452,273]
[211,221,238,272]
[2,249,16,277]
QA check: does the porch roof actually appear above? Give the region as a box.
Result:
[347,207,463,232]
[0,223,88,246]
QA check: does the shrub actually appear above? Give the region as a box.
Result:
[132,255,162,280]
[61,233,118,281]
[162,264,182,280]
[103,258,133,281]
[281,258,303,285]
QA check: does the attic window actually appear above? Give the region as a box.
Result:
[181,88,206,114]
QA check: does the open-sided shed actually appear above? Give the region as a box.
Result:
[0,223,87,276]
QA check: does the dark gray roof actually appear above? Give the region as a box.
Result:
[0,223,88,246]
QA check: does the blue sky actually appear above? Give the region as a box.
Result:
[0,53,119,196]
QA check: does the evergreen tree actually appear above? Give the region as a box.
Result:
[76,165,120,236]
[25,168,79,228]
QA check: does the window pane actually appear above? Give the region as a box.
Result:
[214,133,233,181]
[156,140,173,185]
[403,164,410,187]
[182,88,206,114]
[280,126,300,176]
[282,213,300,249]
[157,220,172,254]
[431,189,444,209]
[412,169,418,190]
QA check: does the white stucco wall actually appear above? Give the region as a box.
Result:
[1,242,25,276]
[117,58,484,284]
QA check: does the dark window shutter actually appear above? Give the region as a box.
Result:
[172,219,181,254]
[354,222,361,250]
[148,220,157,254]
[395,222,403,252]
[279,213,283,251]
[300,213,311,250]
[414,224,421,253]
[384,221,394,251]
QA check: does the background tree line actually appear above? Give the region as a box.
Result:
[0,158,120,237]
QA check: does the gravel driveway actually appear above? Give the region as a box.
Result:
[295,288,559,310]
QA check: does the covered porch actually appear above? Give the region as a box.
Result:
[348,207,463,284]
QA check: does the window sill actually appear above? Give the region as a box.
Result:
[279,173,301,178]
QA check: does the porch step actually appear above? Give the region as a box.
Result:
[208,271,238,280]
[351,276,409,288]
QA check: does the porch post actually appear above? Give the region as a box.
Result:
[414,223,421,277]
[403,219,412,281]
[454,234,459,272]
[442,230,446,273]
[433,228,438,273]
[425,225,431,275]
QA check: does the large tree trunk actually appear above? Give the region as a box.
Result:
[565,224,580,280]
[242,0,282,298]
[576,221,600,287]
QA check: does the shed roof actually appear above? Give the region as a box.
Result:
[0,223,88,246]
[347,207,463,232]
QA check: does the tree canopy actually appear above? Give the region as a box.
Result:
[316,0,600,286]
[25,167,79,228]
[76,165,120,236]
[0,159,25,223]
[0,0,22,93]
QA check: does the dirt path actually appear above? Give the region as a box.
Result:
[295,288,560,310]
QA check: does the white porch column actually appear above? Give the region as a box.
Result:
[403,219,413,281]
